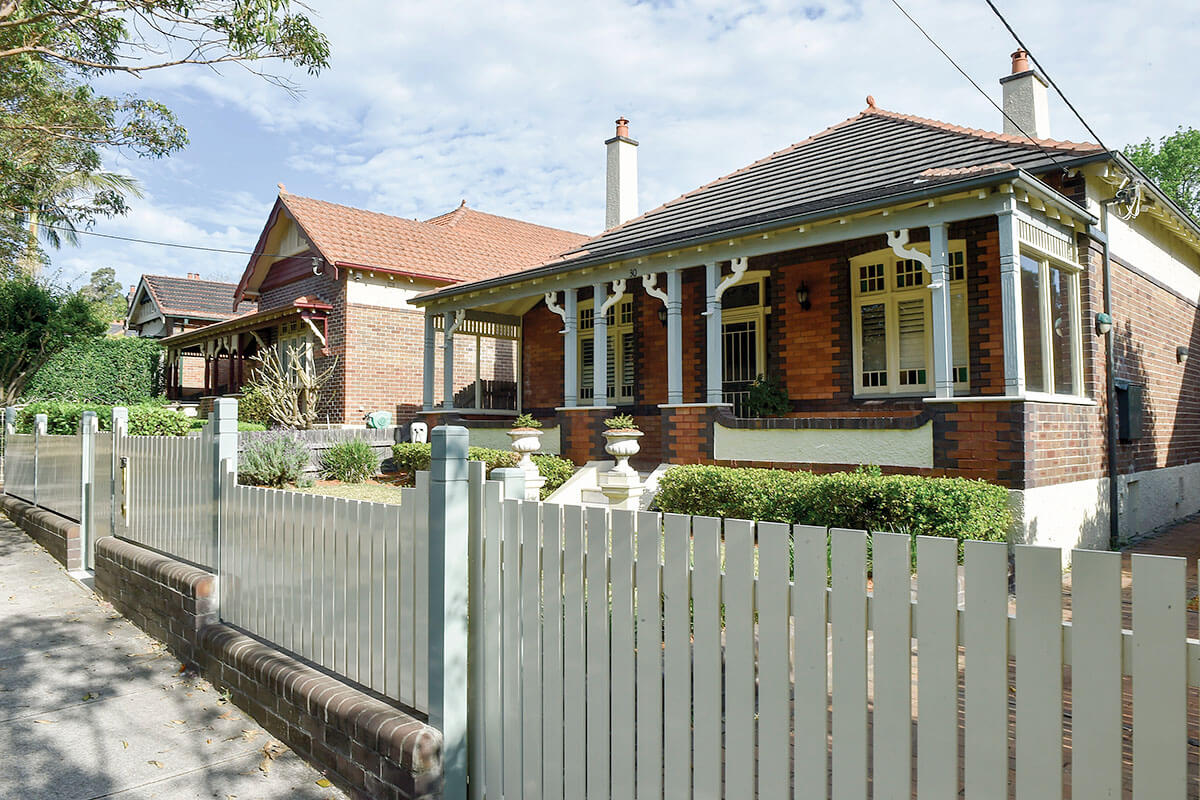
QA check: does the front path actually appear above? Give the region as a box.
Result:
[0,516,347,800]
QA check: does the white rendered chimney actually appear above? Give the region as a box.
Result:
[605,117,638,229]
[1000,49,1050,139]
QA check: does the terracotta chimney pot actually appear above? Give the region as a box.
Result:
[1011,49,1030,74]
[615,117,630,139]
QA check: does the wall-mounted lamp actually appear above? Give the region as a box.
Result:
[1178,346,1190,364]
[1095,312,1113,336]
[657,307,667,325]
[795,282,811,311]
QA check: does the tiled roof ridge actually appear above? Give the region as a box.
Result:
[143,273,241,290]
[570,111,870,251]
[863,105,1104,154]
[918,162,1017,177]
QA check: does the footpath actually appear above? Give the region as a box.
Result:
[0,515,347,800]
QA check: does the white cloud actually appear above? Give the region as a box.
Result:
[60,0,1200,288]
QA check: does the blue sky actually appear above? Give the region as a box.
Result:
[51,0,1200,295]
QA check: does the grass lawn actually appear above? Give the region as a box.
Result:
[292,481,405,505]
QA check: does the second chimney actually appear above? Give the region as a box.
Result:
[999,49,1049,139]
[605,117,638,229]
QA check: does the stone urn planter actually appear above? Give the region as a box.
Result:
[507,427,543,473]
[603,429,643,476]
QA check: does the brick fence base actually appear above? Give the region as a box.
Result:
[86,534,440,800]
[0,494,81,570]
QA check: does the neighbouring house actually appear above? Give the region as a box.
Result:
[159,187,587,424]
[413,51,1200,551]
[126,273,258,398]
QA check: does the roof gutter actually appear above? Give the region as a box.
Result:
[333,261,456,286]
[414,163,1098,308]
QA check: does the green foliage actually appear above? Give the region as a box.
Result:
[0,275,104,403]
[127,405,190,436]
[655,464,1011,547]
[15,399,189,435]
[391,443,518,476]
[1125,127,1200,220]
[604,413,638,431]
[531,454,575,498]
[0,1,329,267]
[22,335,162,403]
[237,385,273,427]
[389,442,574,500]
[744,373,790,417]
[238,432,309,488]
[80,267,127,322]
[320,438,380,483]
[238,421,267,432]
[512,413,542,429]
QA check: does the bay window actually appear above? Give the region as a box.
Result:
[851,245,968,396]
[1020,252,1082,396]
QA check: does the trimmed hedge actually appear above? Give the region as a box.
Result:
[15,400,191,436]
[655,464,1011,545]
[390,443,575,500]
[22,336,164,404]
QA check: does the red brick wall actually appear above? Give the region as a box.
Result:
[260,270,346,422]
[961,217,1006,395]
[522,301,563,414]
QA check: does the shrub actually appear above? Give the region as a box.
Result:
[512,413,542,429]
[321,438,380,483]
[531,454,575,498]
[127,405,191,436]
[238,432,310,488]
[15,400,190,436]
[604,413,637,431]
[391,443,519,476]
[22,336,164,404]
[237,386,273,427]
[390,443,574,500]
[744,373,790,418]
[238,422,267,432]
[655,464,1011,547]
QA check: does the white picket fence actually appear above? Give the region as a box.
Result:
[219,471,431,710]
[120,432,216,569]
[470,499,1197,800]
[7,404,1200,799]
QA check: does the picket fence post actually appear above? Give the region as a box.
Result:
[209,399,238,592]
[489,467,525,501]
[79,411,97,570]
[428,425,470,800]
[33,413,46,506]
[2,406,14,486]
[111,407,127,537]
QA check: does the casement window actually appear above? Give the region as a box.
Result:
[720,272,771,415]
[579,297,634,405]
[851,244,969,396]
[1019,252,1083,396]
[277,319,312,373]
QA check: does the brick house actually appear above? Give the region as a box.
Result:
[414,52,1200,550]
[160,188,586,425]
[126,273,258,397]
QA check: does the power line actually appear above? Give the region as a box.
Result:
[888,0,1068,169]
[31,220,297,260]
[983,0,1113,154]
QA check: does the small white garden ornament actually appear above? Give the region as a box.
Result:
[507,414,545,500]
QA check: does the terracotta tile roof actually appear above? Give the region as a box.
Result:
[278,193,588,284]
[162,295,330,348]
[142,274,257,320]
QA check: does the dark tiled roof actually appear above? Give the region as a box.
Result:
[143,275,257,319]
[551,105,1105,265]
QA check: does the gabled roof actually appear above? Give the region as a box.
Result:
[553,103,1105,265]
[138,274,257,321]
[236,192,589,301]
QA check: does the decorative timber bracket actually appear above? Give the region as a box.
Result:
[702,257,748,315]
[545,291,571,334]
